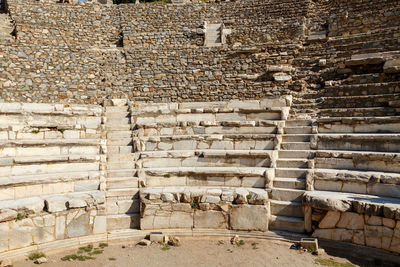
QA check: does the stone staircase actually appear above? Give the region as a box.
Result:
[269,118,313,233]
[105,99,140,231]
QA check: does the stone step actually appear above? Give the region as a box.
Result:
[270,188,305,202]
[107,138,132,146]
[105,125,131,131]
[107,177,139,189]
[107,168,137,178]
[106,161,134,170]
[106,199,140,215]
[107,213,140,231]
[319,107,400,117]
[275,168,308,178]
[107,145,133,154]
[107,153,137,163]
[105,117,130,126]
[106,188,139,198]
[284,126,312,134]
[107,130,132,139]
[278,150,314,159]
[270,200,304,218]
[269,215,305,233]
[282,134,311,142]
[273,178,306,189]
[144,166,268,177]
[276,159,309,168]
[105,106,129,112]
[281,142,310,150]
[105,111,130,117]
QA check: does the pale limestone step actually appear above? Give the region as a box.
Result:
[106,188,139,198]
[282,135,311,142]
[105,117,130,126]
[106,162,133,170]
[278,150,314,159]
[270,188,305,202]
[107,168,137,178]
[107,213,140,231]
[107,145,133,154]
[107,153,137,163]
[107,177,139,189]
[281,142,310,150]
[273,178,305,189]
[275,168,307,178]
[107,131,132,139]
[270,200,304,218]
[276,159,309,168]
[140,150,272,159]
[105,125,131,131]
[269,215,305,233]
[106,198,140,215]
[284,126,312,134]
[105,106,129,112]
[107,138,132,146]
[285,120,313,127]
[105,112,130,120]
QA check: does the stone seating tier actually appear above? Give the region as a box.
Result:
[139,187,269,231]
[303,190,400,253]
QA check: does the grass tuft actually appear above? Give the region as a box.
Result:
[61,254,95,262]
[163,173,171,178]
[99,242,108,248]
[108,257,116,261]
[161,244,170,251]
[78,244,93,253]
[251,242,258,249]
[31,129,40,134]
[236,240,245,247]
[15,213,24,221]
[28,251,45,261]
[190,202,200,209]
[315,258,356,267]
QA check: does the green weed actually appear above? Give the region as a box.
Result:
[315,258,355,267]
[28,251,45,261]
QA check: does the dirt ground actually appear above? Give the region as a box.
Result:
[13,237,358,267]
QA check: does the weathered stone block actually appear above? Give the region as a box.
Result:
[319,211,340,229]
[336,212,364,230]
[67,213,90,238]
[194,210,227,229]
[230,205,268,231]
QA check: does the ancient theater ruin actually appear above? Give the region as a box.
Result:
[0,0,400,264]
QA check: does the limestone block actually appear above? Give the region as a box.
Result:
[365,225,382,249]
[67,213,90,238]
[74,180,100,192]
[367,183,400,199]
[230,205,268,231]
[200,195,220,204]
[242,177,265,188]
[365,215,382,226]
[177,113,215,123]
[32,226,55,244]
[383,218,396,228]
[194,210,228,229]
[390,225,400,253]
[383,59,400,73]
[312,228,332,239]
[314,180,342,192]
[0,222,8,253]
[173,140,197,150]
[45,196,68,213]
[342,182,366,194]
[43,214,55,227]
[107,214,139,231]
[382,226,394,250]
[0,209,18,222]
[8,226,33,250]
[273,72,291,82]
[336,212,364,230]
[63,130,80,139]
[169,211,193,229]
[0,197,45,214]
[68,198,87,209]
[319,211,340,229]
[353,230,365,245]
[93,216,106,234]
[0,187,14,201]
[332,228,353,242]
[346,53,384,66]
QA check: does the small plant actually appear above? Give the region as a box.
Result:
[89,249,103,256]
[61,254,95,262]
[251,242,258,249]
[99,242,108,248]
[109,257,116,261]
[246,194,252,201]
[315,258,355,267]
[15,213,24,221]
[236,240,245,247]
[307,245,317,254]
[58,128,66,134]
[190,202,200,210]
[31,129,40,134]
[163,173,171,178]
[161,244,170,251]
[78,244,93,253]
[28,251,46,261]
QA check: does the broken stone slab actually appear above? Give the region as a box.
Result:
[346,53,385,66]
[273,72,292,82]
[44,196,69,213]
[0,197,44,214]
[0,208,18,222]
[383,59,400,73]
[230,205,268,231]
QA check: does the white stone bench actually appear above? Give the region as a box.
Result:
[303,191,400,253]
[139,187,269,231]
[318,116,400,133]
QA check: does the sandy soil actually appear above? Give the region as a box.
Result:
[13,237,358,267]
